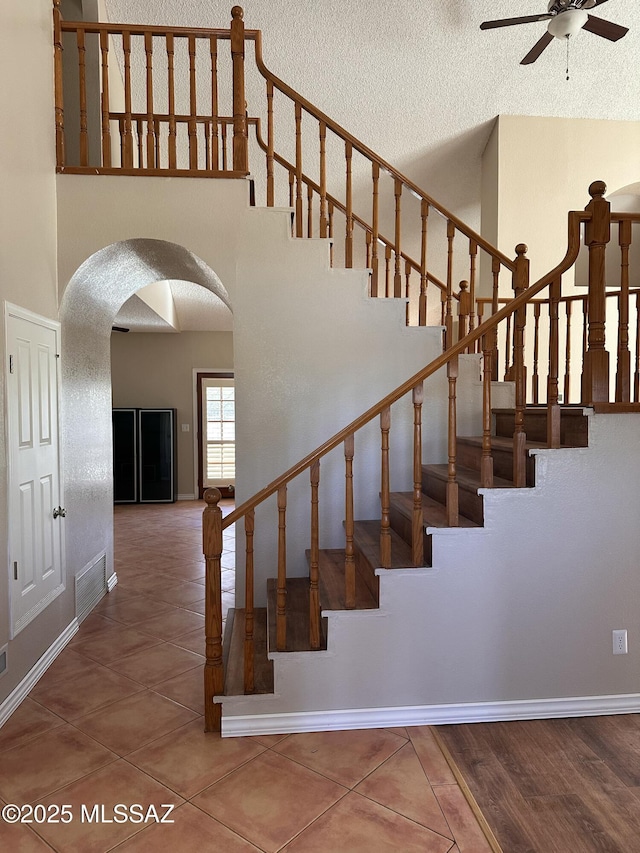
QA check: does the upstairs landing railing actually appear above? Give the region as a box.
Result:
[203,183,640,732]
[53,3,514,329]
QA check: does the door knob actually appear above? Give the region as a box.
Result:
[53,507,67,519]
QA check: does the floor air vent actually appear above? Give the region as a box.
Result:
[76,552,107,623]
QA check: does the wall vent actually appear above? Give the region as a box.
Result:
[0,645,7,679]
[75,552,107,623]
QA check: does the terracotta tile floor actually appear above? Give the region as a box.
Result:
[0,500,493,852]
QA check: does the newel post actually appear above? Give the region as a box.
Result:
[203,488,224,732]
[230,6,248,172]
[512,243,529,488]
[582,180,611,404]
[53,0,65,169]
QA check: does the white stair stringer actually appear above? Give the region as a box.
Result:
[218,411,640,736]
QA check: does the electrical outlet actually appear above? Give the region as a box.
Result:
[613,629,628,655]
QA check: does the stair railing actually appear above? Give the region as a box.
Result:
[203,182,640,731]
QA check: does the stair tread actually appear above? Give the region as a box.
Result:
[223,607,274,696]
[267,577,328,653]
[315,548,378,610]
[457,435,546,452]
[390,492,480,529]
[353,519,414,569]
[423,463,515,490]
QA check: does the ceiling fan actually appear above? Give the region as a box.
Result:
[480,0,629,65]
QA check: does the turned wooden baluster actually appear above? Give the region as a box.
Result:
[188,36,198,170]
[419,200,429,326]
[136,118,144,166]
[230,6,248,171]
[276,485,287,650]
[204,121,211,171]
[504,316,512,381]
[480,334,494,488]
[468,240,478,336]
[405,259,412,326]
[99,31,112,167]
[385,245,392,297]
[412,384,424,566]
[77,28,89,166]
[365,232,372,268]
[309,461,321,648]
[210,36,219,171]
[512,244,529,487]
[221,122,228,170]
[582,181,611,404]
[446,355,459,526]
[393,179,403,298]
[547,278,561,448]
[328,201,335,267]
[371,162,380,296]
[319,122,328,236]
[143,32,155,169]
[491,256,501,380]
[457,280,470,343]
[344,435,356,609]
[380,408,392,568]
[532,302,541,404]
[294,103,303,237]
[203,488,223,732]
[53,0,65,169]
[122,31,134,168]
[265,81,275,203]
[445,221,455,349]
[345,141,354,268]
[307,183,314,238]
[244,509,255,692]
[166,34,177,169]
[564,300,572,404]
[615,219,632,402]
[288,169,295,210]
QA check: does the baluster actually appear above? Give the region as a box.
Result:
[295,103,303,237]
[512,244,529,487]
[440,288,446,330]
[204,121,211,170]
[405,259,412,327]
[481,335,494,488]
[412,384,424,566]
[616,219,632,402]
[244,509,255,692]
[547,278,561,448]
[99,31,112,167]
[122,31,134,168]
[477,301,485,327]
[393,179,402,297]
[221,122,228,170]
[188,36,198,171]
[504,316,512,381]
[581,295,588,393]
[468,240,478,336]
[582,181,611,404]
[319,121,327,235]
[491,256,501,380]
[203,488,223,732]
[385,245,392,297]
[210,35,219,171]
[328,200,335,267]
[380,408,391,568]
[532,302,541,404]
[288,169,295,210]
[371,162,380,296]
[344,435,356,608]
[166,34,177,169]
[277,485,287,651]
[345,141,354,267]
[457,280,470,343]
[635,293,640,401]
[419,200,429,326]
[77,28,89,166]
[365,232,372,268]
[564,300,572,404]
[263,81,274,205]
[136,118,144,167]
[53,0,65,168]
[447,356,459,526]
[307,183,314,238]
[445,221,455,349]
[144,32,155,169]
[230,6,248,171]
[154,119,161,168]
[309,462,321,648]
[118,117,125,162]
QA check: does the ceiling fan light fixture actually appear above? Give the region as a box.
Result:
[547,8,589,38]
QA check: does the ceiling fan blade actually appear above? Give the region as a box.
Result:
[480,14,552,30]
[582,14,629,41]
[521,31,555,65]
[591,0,610,6]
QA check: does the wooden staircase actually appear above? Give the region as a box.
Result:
[222,404,589,699]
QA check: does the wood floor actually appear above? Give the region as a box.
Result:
[437,715,640,852]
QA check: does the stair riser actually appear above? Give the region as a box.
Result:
[354,548,380,605]
[389,504,432,565]
[457,440,535,487]
[422,470,484,525]
[494,412,588,446]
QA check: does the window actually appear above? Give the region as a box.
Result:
[203,377,235,487]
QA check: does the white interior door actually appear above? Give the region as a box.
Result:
[6,304,65,637]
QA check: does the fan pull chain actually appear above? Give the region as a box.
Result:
[566,35,571,81]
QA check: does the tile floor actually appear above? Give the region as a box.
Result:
[0,500,493,852]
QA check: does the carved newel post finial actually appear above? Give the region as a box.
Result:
[515,243,528,258]
[204,487,222,508]
[588,179,607,201]
[231,6,244,20]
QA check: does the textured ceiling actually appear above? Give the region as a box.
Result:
[102,0,639,329]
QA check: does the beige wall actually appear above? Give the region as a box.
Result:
[482,115,640,287]
[111,331,233,496]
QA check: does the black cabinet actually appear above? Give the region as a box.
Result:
[112,408,176,504]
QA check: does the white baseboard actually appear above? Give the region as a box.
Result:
[221,693,640,737]
[177,493,196,501]
[0,619,79,728]
[107,572,118,592]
